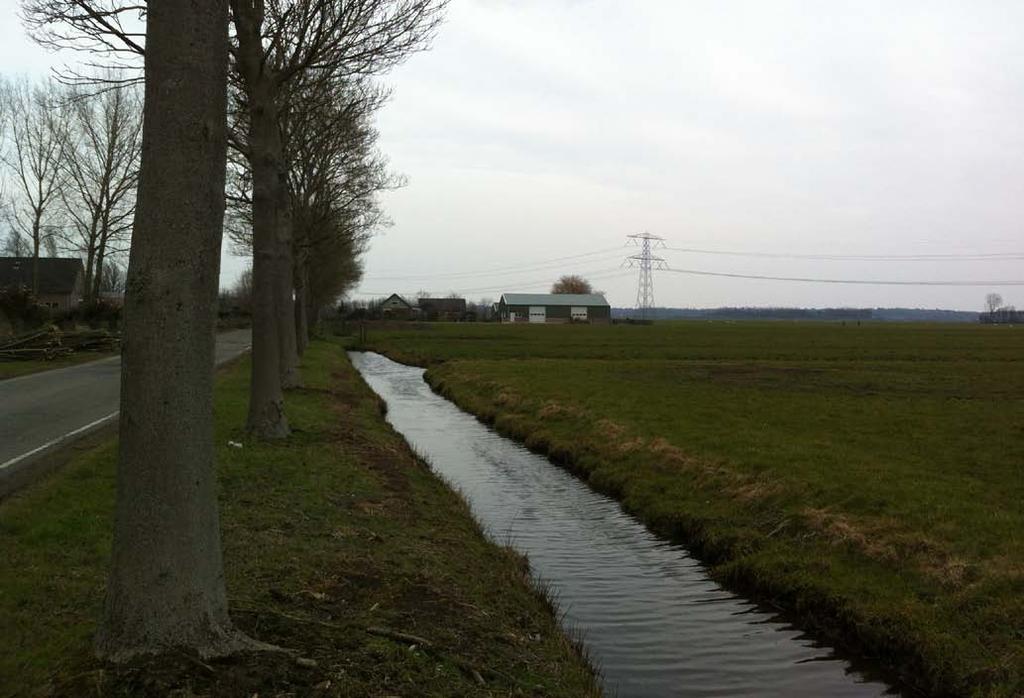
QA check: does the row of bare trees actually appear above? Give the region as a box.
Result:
[22,0,447,665]
[0,76,141,301]
[221,0,442,437]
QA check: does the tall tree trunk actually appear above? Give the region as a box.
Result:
[84,210,105,305]
[83,240,96,305]
[92,207,112,303]
[308,296,320,339]
[95,0,256,661]
[31,225,40,297]
[276,197,301,387]
[245,90,290,438]
[293,250,309,357]
[92,237,107,303]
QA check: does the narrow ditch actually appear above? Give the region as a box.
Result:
[351,351,901,698]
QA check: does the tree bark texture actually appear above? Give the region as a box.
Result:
[95,0,250,661]
[83,240,96,303]
[275,191,301,388]
[92,236,107,302]
[31,232,40,297]
[293,250,310,356]
[244,87,291,437]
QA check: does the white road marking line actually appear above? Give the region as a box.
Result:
[0,337,250,474]
[0,334,250,387]
[0,411,120,471]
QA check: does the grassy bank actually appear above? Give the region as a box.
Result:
[0,339,598,697]
[361,322,1024,697]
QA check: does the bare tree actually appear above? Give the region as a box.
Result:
[99,258,125,294]
[20,0,145,85]
[284,78,395,354]
[59,79,142,303]
[28,0,449,442]
[0,81,7,241]
[228,0,447,438]
[1,78,68,295]
[92,0,262,661]
[230,265,254,311]
[471,297,494,321]
[552,274,593,294]
[2,231,31,256]
[985,292,1003,315]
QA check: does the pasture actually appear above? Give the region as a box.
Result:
[361,321,1024,697]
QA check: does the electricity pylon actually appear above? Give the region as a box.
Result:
[624,232,668,320]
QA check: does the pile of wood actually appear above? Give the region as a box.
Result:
[0,326,120,361]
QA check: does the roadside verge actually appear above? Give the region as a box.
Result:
[0,340,598,696]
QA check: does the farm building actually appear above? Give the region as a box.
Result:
[0,257,85,311]
[418,296,467,321]
[379,293,419,318]
[498,293,610,324]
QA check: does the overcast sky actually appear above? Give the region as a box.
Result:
[3,0,1023,310]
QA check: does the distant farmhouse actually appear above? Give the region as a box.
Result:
[418,296,466,321]
[0,257,85,311]
[498,293,610,324]
[377,293,470,321]
[379,293,419,319]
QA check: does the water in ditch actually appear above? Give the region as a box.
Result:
[350,351,899,698]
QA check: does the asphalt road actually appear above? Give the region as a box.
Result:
[0,329,252,496]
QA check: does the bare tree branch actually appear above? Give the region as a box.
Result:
[0,77,69,294]
[58,74,142,302]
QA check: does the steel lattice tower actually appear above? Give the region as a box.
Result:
[624,232,667,320]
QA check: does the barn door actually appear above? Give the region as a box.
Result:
[529,306,546,323]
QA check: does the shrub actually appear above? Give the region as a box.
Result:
[0,285,50,333]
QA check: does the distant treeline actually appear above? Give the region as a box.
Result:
[980,309,1024,324]
[611,307,981,322]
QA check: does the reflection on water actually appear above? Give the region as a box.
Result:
[350,352,898,698]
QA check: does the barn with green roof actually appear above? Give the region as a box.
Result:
[497,293,610,324]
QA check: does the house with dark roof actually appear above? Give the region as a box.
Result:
[379,293,418,318]
[418,296,467,321]
[498,293,610,324]
[0,257,85,311]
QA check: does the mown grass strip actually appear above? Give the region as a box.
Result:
[0,339,598,697]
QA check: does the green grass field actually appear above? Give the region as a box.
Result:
[361,321,1024,697]
[0,340,597,697]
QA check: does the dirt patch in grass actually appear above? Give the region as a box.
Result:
[801,507,972,588]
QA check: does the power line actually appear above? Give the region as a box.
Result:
[362,246,627,281]
[352,240,1024,299]
[663,267,1024,286]
[452,267,630,295]
[664,246,1024,261]
[361,251,626,285]
[352,266,633,297]
[357,242,1024,285]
